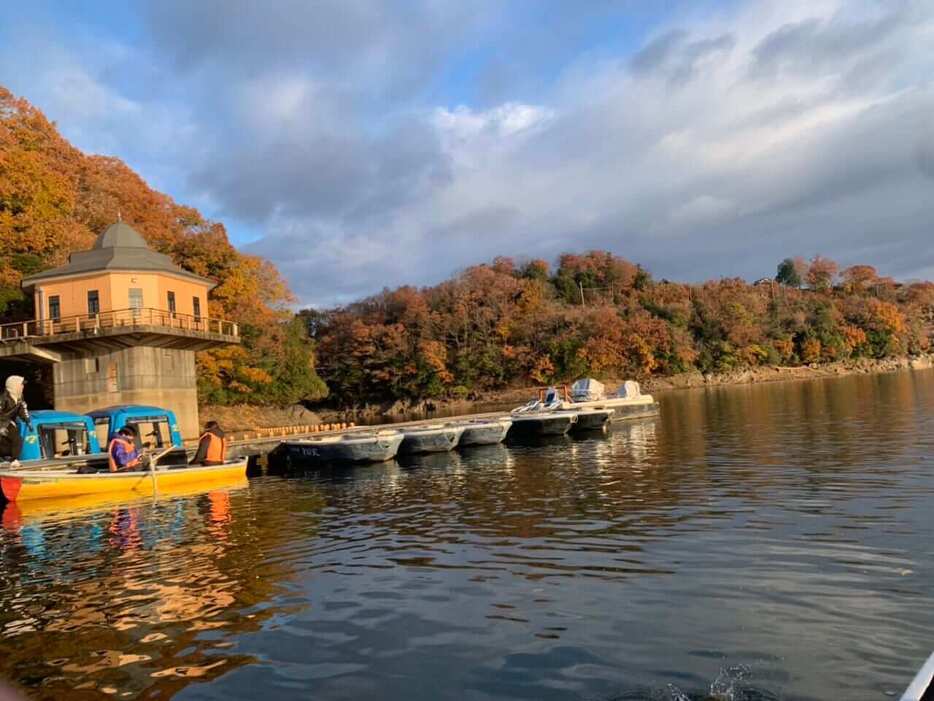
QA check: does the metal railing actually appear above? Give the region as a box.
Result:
[0,307,239,342]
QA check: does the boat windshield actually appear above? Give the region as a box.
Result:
[126,417,173,449]
[38,423,93,459]
[92,417,111,448]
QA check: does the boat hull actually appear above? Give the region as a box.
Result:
[4,478,249,524]
[457,420,512,446]
[510,413,577,436]
[571,409,613,430]
[561,398,659,421]
[0,460,248,503]
[283,433,403,463]
[400,427,464,453]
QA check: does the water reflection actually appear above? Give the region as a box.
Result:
[0,485,325,699]
[0,370,932,700]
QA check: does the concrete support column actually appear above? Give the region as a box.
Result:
[52,346,200,439]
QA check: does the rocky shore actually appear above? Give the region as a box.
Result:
[201,353,933,431]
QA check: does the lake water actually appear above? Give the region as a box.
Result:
[1,370,932,700]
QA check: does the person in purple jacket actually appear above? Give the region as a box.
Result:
[108,427,142,472]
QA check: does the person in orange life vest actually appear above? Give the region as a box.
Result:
[108,426,142,472]
[190,421,227,466]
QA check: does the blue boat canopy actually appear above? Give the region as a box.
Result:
[86,405,183,450]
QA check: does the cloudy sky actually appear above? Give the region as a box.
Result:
[1,0,932,307]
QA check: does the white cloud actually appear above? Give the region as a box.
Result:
[2,0,932,307]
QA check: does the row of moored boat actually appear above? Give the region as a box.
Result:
[281,379,660,465]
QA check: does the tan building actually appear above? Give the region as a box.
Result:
[0,222,239,439]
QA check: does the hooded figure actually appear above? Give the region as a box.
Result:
[0,375,32,464]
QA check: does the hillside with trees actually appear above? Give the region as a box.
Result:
[0,86,326,406]
[305,252,934,407]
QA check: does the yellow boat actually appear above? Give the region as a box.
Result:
[2,476,249,526]
[0,459,249,502]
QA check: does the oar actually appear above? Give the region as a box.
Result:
[145,445,177,495]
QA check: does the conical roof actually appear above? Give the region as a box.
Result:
[21,222,215,289]
[93,222,148,249]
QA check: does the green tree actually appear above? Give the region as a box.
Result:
[776,257,804,287]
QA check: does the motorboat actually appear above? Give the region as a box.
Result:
[509,410,578,436]
[449,418,512,446]
[570,407,614,430]
[399,424,464,453]
[282,430,403,464]
[559,379,660,420]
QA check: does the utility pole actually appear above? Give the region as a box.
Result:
[579,281,585,305]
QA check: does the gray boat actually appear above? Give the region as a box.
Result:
[509,411,578,436]
[400,424,465,453]
[283,429,404,464]
[450,418,512,446]
[571,408,614,430]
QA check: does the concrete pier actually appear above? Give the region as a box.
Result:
[53,347,200,439]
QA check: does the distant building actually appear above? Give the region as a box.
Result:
[0,222,239,439]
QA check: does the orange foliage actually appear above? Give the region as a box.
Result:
[800,338,822,363]
[310,247,931,405]
[0,86,324,405]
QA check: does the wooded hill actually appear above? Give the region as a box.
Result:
[304,253,933,407]
[0,86,325,406]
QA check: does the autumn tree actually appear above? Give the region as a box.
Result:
[806,255,838,291]
[840,265,878,294]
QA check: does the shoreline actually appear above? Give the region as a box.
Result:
[201,353,933,431]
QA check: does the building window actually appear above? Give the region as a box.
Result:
[167,291,176,315]
[87,290,100,316]
[193,296,202,321]
[129,288,143,316]
[49,295,61,321]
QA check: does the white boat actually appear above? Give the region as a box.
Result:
[400,424,464,453]
[282,430,404,464]
[509,410,578,436]
[901,651,934,701]
[449,418,512,446]
[571,407,614,430]
[558,379,659,420]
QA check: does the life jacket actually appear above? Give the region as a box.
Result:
[199,431,227,464]
[108,437,140,473]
